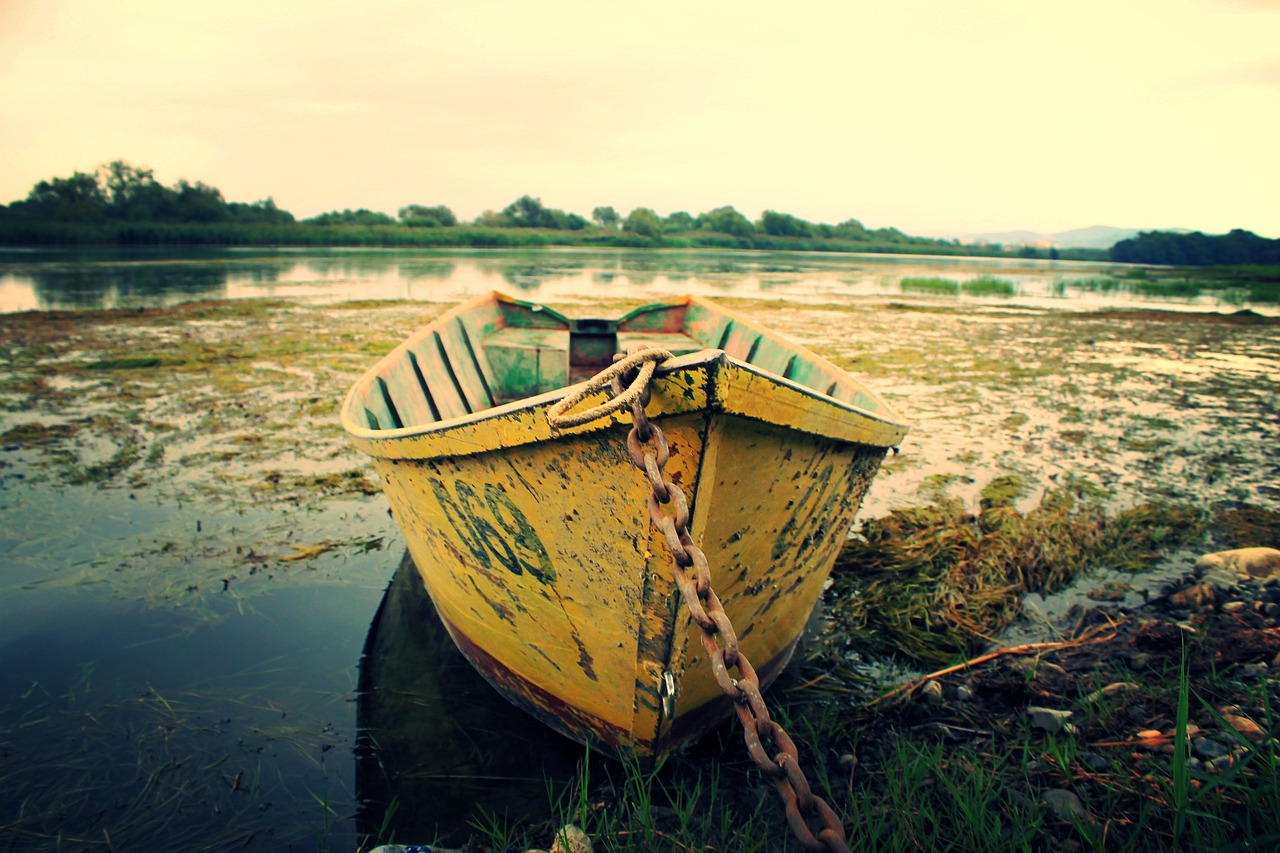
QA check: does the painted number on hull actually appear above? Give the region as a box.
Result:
[430,478,556,584]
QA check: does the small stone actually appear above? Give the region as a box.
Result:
[548,825,593,853]
[1221,600,1249,614]
[1135,729,1165,750]
[1028,706,1074,733]
[955,684,975,702]
[1170,584,1215,608]
[1197,547,1280,579]
[1186,756,1204,772]
[1237,663,1268,679]
[1041,788,1088,821]
[1080,752,1109,771]
[1086,682,1138,703]
[1223,714,1267,743]
[1129,653,1152,669]
[918,679,944,704]
[1192,737,1230,760]
[1206,754,1235,774]
[1266,603,1280,619]
[838,754,857,769]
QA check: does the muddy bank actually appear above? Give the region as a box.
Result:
[1,296,1277,849]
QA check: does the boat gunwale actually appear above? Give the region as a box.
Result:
[340,292,909,456]
[342,351,908,461]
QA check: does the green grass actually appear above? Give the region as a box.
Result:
[962,275,1017,296]
[896,276,1016,297]
[899,276,960,295]
[1066,266,1280,304]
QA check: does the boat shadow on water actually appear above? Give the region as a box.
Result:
[356,549,588,845]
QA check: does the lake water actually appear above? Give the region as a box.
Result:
[2,247,1275,851]
[1,246,1273,315]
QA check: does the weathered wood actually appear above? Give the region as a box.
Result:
[341,291,908,759]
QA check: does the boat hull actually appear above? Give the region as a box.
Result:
[342,293,908,759]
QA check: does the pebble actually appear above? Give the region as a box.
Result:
[1028,706,1075,734]
[1206,754,1236,774]
[1151,551,1280,629]
[1196,547,1280,579]
[918,679,944,704]
[1085,682,1138,703]
[954,684,975,702]
[1237,662,1268,680]
[1192,737,1230,760]
[1223,714,1266,743]
[546,826,593,853]
[1041,788,1088,821]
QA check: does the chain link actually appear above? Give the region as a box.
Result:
[604,348,851,853]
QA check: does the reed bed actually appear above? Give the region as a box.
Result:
[824,477,1207,666]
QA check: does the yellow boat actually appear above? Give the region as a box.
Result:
[341,291,908,760]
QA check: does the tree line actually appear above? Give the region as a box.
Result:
[6,161,295,226]
[0,159,1112,260]
[1110,229,1280,266]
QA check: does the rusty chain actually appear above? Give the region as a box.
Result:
[550,345,850,853]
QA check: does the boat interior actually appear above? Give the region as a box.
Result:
[348,294,886,432]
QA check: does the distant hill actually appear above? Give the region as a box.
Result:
[1051,226,1141,250]
[962,225,1141,250]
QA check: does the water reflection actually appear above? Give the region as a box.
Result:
[356,551,585,845]
[24,263,233,309]
[1,247,1274,315]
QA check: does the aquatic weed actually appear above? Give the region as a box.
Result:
[826,486,1207,665]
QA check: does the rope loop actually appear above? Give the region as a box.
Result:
[545,347,673,430]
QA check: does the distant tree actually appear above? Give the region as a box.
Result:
[8,161,296,226]
[872,226,908,244]
[19,171,108,221]
[698,206,754,238]
[472,209,505,228]
[172,180,230,223]
[502,195,556,228]
[832,218,871,241]
[759,210,816,238]
[228,197,294,224]
[623,207,663,239]
[545,209,587,230]
[498,195,585,230]
[663,211,696,232]
[398,204,457,227]
[305,208,395,226]
[592,206,620,229]
[99,160,173,221]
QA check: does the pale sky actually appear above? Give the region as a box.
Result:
[1,0,1277,238]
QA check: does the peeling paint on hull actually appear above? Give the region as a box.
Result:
[341,292,908,760]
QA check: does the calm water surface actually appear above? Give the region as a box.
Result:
[1,246,1271,315]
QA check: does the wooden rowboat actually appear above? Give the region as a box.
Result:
[341,291,908,760]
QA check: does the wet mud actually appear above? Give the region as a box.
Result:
[1,296,1277,849]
